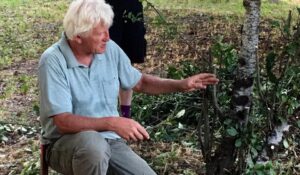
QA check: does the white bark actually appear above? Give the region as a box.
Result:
[232,0,261,124]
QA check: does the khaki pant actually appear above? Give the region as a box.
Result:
[47,131,156,175]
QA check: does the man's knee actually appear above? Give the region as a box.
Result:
[73,131,111,163]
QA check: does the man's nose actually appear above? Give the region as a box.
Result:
[104,30,110,41]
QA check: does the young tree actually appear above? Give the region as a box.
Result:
[206,0,261,174]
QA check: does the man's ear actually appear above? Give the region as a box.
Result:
[74,35,82,44]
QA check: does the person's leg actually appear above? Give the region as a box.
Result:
[107,139,157,175]
[119,89,133,118]
[48,131,111,175]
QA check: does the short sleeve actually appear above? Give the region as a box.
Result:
[38,53,72,118]
[107,41,142,90]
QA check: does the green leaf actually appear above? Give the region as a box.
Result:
[283,139,289,148]
[256,170,264,175]
[246,153,254,168]
[1,135,8,142]
[297,120,300,128]
[224,119,232,125]
[181,141,194,147]
[269,169,276,175]
[287,43,298,56]
[178,122,184,129]
[251,147,258,158]
[270,20,280,28]
[235,138,242,147]
[155,132,161,137]
[33,104,40,116]
[226,127,238,136]
[4,125,12,132]
[175,109,185,118]
[265,161,273,169]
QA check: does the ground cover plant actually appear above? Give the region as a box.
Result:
[0,0,299,174]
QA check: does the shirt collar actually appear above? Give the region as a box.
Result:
[58,33,80,68]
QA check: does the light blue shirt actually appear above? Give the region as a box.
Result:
[38,34,142,144]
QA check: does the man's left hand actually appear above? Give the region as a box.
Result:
[182,73,219,92]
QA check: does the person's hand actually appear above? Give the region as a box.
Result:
[182,73,219,92]
[112,117,149,142]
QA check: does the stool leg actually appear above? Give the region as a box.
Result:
[40,144,49,175]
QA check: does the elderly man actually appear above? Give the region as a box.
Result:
[38,0,219,174]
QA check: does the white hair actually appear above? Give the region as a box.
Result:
[63,0,114,39]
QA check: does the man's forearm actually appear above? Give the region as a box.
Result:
[134,73,219,95]
[52,113,150,141]
[133,74,185,95]
[53,113,117,134]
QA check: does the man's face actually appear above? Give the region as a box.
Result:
[80,22,110,54]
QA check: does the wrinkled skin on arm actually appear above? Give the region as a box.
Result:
[53,113,149,142]
[133,73,219,94]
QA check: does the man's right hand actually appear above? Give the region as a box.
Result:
[111,117,150,141]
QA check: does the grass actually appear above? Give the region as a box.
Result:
[0,0,66,68]
[2,0,297,19]
[0,0,33,7]
[0,0,66,125]
[148,0,300,19]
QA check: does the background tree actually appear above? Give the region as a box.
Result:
[205,0,261,174]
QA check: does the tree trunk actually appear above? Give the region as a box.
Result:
[232,0,260,125]
[206,0,261,174]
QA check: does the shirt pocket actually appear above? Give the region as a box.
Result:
[101,77,119,106]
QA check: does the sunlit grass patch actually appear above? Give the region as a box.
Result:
[0,0,29,7]
[0,0,66,69]
[149,0,300,19]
